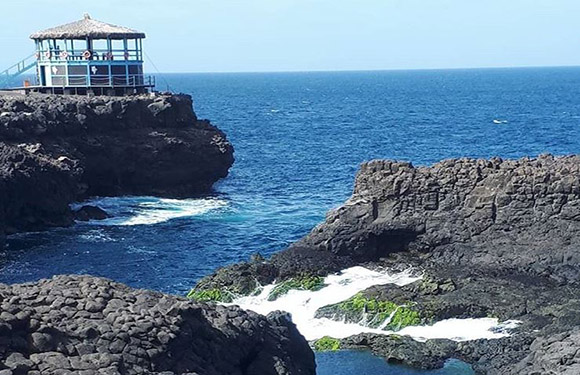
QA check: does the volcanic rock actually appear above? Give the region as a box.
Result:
[197,155,580,374]
[0,275,315,375]
[0,93,234,242]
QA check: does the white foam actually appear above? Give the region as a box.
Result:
[78,229,116,242]
[71,196,227,226]
[399,318,521,342]
[230,266,520,342]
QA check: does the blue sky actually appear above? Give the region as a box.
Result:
[1,0,579,73]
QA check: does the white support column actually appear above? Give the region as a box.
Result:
[107,38,113,87]
[139,39,143,61]
[124,38,130,85]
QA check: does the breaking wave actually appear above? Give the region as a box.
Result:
[231,266,519,342]
[72,196,228,226]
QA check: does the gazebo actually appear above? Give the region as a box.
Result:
[28,14,155,95]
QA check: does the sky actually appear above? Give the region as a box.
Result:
[0,0,579,73]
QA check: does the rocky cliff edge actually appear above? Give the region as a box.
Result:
[0,93,234,243]
[196,155,580,374]
[0,275,315,375]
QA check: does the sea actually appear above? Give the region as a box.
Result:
[2,67,580,374]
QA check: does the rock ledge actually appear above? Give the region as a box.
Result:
[0,93,234,244]
[0,275,315,375]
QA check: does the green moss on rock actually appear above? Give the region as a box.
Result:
[385,306,421,331]
[316,293,424,331]
[313,336,341,351]
[186,288,235,303]
[268,275,326,301]
[338,293,399,324]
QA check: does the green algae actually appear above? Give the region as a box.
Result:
[267,275,326,301]
[313,336,341,351]
[386,306,421,331]
[186,288,235,303]
[322,293,423,331]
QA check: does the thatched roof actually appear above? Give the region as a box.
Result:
[30,14,145,40]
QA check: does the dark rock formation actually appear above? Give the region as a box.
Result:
[341,334,459,370]
[0,93,234,243]
[511,330,580,374]
[0,275,315,375]
[197,155,580,374]
[73,205,110,221]
[293,155,580,281]
[0,143,79,241]
[341,333,536,375]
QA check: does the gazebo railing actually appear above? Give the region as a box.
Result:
[50,74,154,88]
[37,49,142,62]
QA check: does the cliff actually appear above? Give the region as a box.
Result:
[0,275,315,375]
[292,154,580,279]
[0,93,234,243]
[196,155,580,374]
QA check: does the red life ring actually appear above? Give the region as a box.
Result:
[82,50,92,60]
[44,51,51,59]
[59,51,69,59]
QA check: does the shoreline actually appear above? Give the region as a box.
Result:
[0,93,234,245]
[193,154,580,374]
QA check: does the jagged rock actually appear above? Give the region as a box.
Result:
[510,329,580,374]
[73,205,109,222]
[201,154,580,288]
[0,275,315,375]
[291,155,580,281]
[196,155,580,374]
[0,142,78,237]
[0,93,234,242]
[341,333,458,369]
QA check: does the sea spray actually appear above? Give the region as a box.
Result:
[72,196,228,226]
[231,266,520,341]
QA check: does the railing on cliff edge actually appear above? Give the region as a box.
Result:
[0,54,37,89]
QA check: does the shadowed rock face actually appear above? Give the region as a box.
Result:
[0,93,234,243]
[0,275,315,375]
[196,155,580,374]
[200,154,580,290]
[294,155,580,280]
[0,143,79,236]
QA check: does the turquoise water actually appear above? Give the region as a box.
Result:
[2,68,580,374]
[316,352,474,375]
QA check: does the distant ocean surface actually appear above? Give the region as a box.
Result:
[2,68,580,374]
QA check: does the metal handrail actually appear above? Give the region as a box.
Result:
[0,53,37,78]
[0,53,37,88]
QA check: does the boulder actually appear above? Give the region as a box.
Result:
[0,275,315,375]
[73,205,109,222]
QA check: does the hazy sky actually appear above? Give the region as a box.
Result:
[1,0,579,73]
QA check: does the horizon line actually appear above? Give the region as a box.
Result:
[151,64,580,75]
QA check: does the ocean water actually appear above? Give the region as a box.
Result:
[2,68,580,374]
[316,353,474,375]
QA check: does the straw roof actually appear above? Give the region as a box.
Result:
[30,14,145,40]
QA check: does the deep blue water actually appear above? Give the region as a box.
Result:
[316,352,473,375]
[1,68,580,374]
